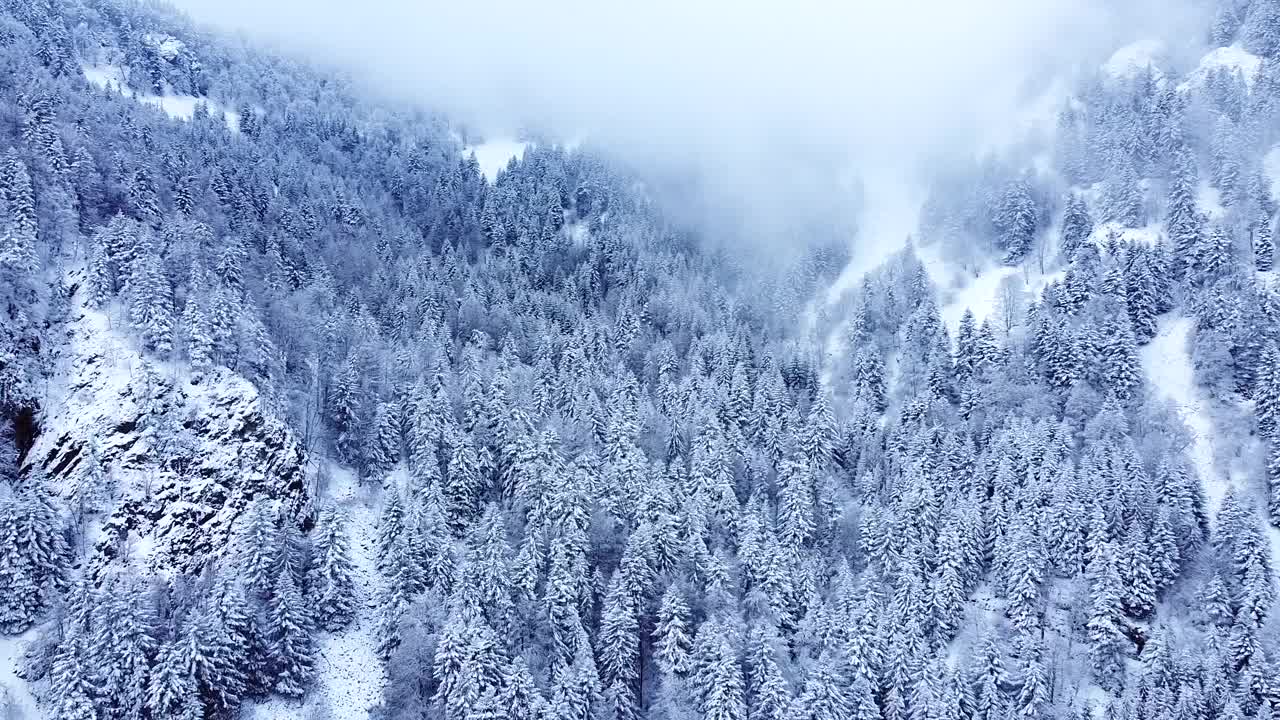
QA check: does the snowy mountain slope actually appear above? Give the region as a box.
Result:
[249,465,383,720]
[1178,45,1262,92]
[6,1,1280,719]
[0,630,40,720]
[84,64,241,132]
[27,268,309,576]
[1142,316,1228,520]
[1102,39,1165,81]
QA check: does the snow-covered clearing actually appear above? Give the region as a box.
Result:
[248,465,383,720]
[0,631,40,720]
[1196,183,1227,222]
[464,138,528,182]
[1087,221,1165,249]
[83,65,240,132]
[917,247,1064,338]
[1141,316,1280,569]
[1141,316,1230,522]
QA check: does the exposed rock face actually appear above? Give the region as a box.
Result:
[26,278,309,576]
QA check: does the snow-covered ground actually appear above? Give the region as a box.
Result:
[0,632,40,720]
[463,138,528,182]
[917,247,1065,338]
[1264,145,1280,202]
[1178,45,1261,93]
[83,65,240,132]
[248,465,382,720]
[1141,315,1280,573]
[1141,316,1229,521]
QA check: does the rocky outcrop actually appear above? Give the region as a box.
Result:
[26,281,309,576]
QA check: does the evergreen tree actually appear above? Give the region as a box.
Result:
[1100,315,1141,401]
[48,632,99,720]
[217,579,272,697]
[1086,543,1126,692]
[790,654,854,720]
[1255,212,1275,271]
[700,634,746,720]
[1103,159,1144,227]
[0,150,39,299]
[268,571,315,697]
[1167,146,1201,277]
[994,179,1038,264]
[655,584,693,677]
[1258,344,1280,440]
[148,629,199,720]
[311,505,358,631]
[1061,192,1093,260]
[237,500,280,599]
[128,228,174,356]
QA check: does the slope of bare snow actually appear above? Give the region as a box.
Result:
[0,632,40,720]
[1141,315,1280,570]
[83,65,241,131]
[1141,315,1230,522]
[1102,39,1164,81]
[1178,45,1261,93]
[248,465,383,719]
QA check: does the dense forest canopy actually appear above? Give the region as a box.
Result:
[0,1,1279,720]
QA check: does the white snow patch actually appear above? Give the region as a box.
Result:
[312,465,384,718]
[917,246,1065,338]
[464,138,528,182]
[567,221,591,247]
[1264,146,1280,202]
[1196,183,1226,222]
[1087,221,1164,249]
[1141,316,1230,522]
[83,65,240,132]
[1102,39,1164,81]
[0,631,40,719]
[249,465,383,720]
[1178,45,1261,92]
[933,262,1018,335]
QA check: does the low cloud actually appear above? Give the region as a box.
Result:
[172,0,1206,253]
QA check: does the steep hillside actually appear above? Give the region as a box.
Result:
[3,1,1280,720]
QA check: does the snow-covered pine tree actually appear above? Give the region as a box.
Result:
[128,227,174,357]
[268,570,315,698]
[1254,212,1275,271]
[0,149,39,307]
[1060,193,1093,260]
[993,178,1038,264]
[148,628,200,720]
[311,505,357,631]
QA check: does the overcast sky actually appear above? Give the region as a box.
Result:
[170,0,1205,251]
